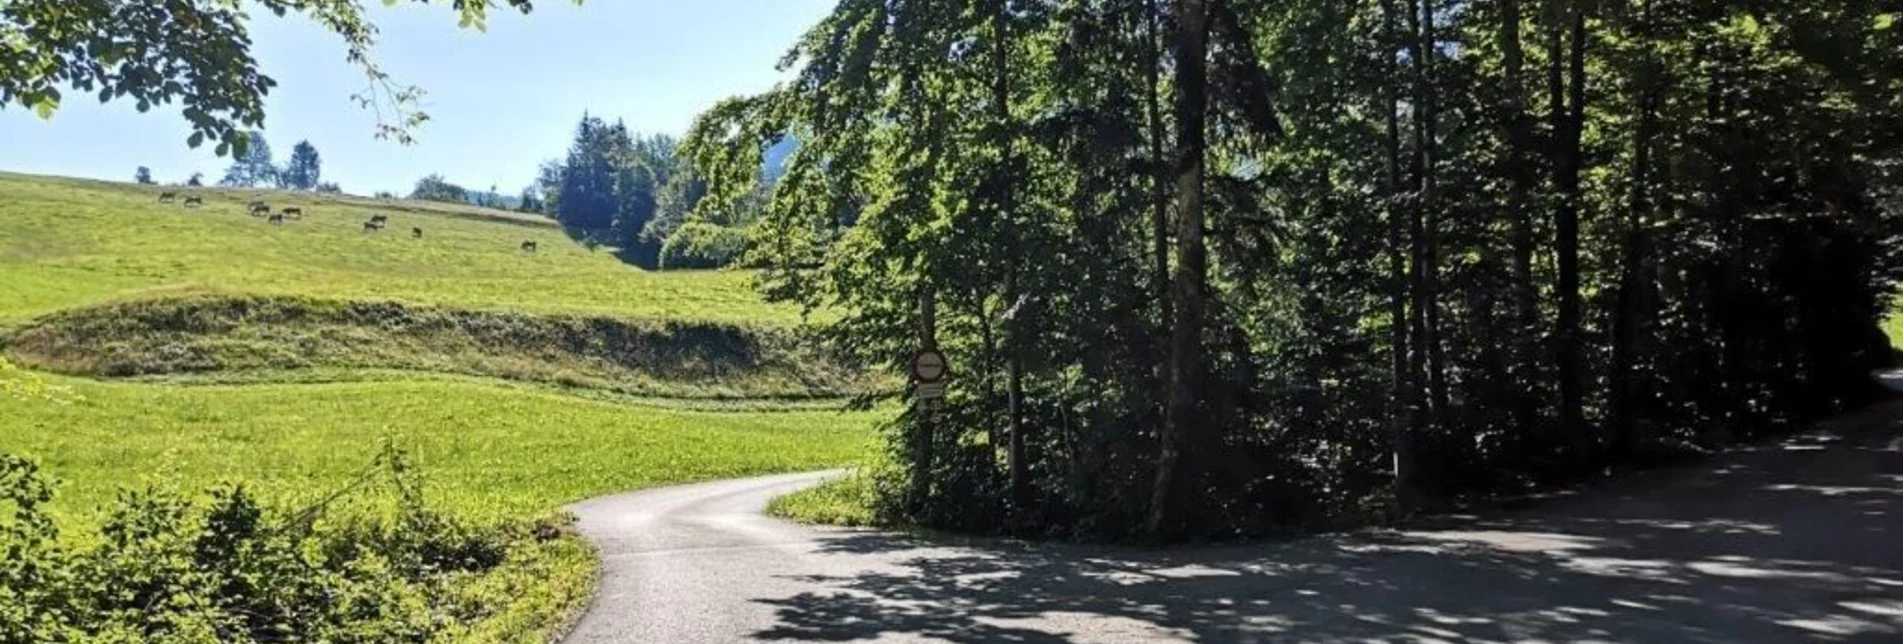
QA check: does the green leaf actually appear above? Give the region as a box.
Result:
[188,131,205,148]
[215,141,231,157]
[1878,14,1897,32]
[31,95,58,120]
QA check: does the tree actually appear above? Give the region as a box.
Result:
[316,182,342,194]
[517,186,545,214]
[644,168,708,251]
[1548,0,1590,463]
[1,0,543,155]
[283,140,322,190]
[545,114,689,265]
[1147,0,1213,538]
[534,160,565,216]
[219,131,279,188]
[554,114,620,234]
[133,166,153,185]
[186,172,203,187]
[681,0,1903,543]
[410,174,467,203]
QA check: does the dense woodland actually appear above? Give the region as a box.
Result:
[532,114,800,269]
[680,0,1903,539]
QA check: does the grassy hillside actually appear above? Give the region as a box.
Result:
[0,171,793,324]
[0,172,880,641]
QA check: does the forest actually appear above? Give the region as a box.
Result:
[680,0,1903,540]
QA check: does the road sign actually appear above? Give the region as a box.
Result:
[911,349,949,383]
[915,381,946,400]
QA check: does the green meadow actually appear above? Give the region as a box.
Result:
[0,172,791,324]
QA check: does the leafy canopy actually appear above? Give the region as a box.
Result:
[0,0,570,155]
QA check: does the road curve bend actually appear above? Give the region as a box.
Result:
[564,403,1903,643]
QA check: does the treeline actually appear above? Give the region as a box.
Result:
[684,0,1903,540]
[217,131,338,192]
[531,113,784,269]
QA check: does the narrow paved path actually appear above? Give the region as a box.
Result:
[564,402,1903,643]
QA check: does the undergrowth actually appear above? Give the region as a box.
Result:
[766,472,882,527]
[0,445,591,643]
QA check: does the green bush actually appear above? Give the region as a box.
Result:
[659,222,748,270]
[0,448,582,643]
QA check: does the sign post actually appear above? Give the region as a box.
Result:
[912,348,949,421]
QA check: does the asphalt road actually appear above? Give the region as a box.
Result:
[563,401,1903,643]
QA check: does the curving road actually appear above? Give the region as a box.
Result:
[564,401,1903,643]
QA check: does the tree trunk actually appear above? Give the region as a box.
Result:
[1611,0,1659,460]
[1550,0,1589,461]
[1148,0,1211,540]
[1416,0,1450,438]
[1146,0,1172,330]
[1379,0,1418,504]
[993,0,1028,508]
[1402,0,1436,465]
[1500,0,1540,443]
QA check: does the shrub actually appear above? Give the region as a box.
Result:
[0,446,577,643]
[659,222,747,270]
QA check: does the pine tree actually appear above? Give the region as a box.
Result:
[283,140,322,190]
[555,114,620,235]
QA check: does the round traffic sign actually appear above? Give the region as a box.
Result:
[911,349,949,383]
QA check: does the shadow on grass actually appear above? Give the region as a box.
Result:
[750,404,1903,643]
[553,223,662,270]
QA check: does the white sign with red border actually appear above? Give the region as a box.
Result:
[911,349,948,383]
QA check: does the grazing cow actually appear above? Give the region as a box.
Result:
[269,213,285,225]
[363,221,381,233]
[412,227,423,239]
[282,207,304,218]
[370,214,389,225]
[159,192,178,204]
[182,196,204,208]
[521,240,538,253]
[249,202,271,216]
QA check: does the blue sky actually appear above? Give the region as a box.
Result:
[0,1,830,196]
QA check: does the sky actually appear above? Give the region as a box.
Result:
[0,0,831,197]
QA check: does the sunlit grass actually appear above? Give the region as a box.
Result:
[0,171,793,325]
[766,471,882,527]
[2,375,879,528]
[1885,305,1903,351]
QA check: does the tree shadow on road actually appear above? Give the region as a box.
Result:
[750,407,1903,642]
